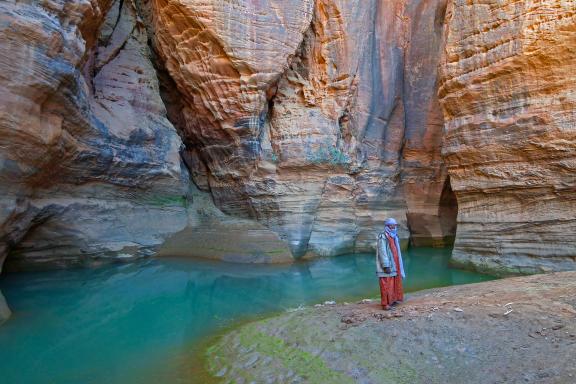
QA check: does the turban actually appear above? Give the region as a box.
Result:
[384,218,398,226]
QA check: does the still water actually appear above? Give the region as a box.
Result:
[0,248,494,384]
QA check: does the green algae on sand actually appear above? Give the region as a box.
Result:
[207,319,355,384]
[205,272,576,384]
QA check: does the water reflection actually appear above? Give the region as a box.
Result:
[0,248,494,384]
[0,289,10,324]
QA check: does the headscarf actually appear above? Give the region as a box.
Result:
[384,217,398,237]
[384,218,398,225]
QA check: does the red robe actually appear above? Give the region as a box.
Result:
[379,235,404,308]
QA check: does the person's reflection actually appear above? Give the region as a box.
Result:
[0,289,10,324]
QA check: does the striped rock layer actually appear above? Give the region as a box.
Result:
[0,0,573,277]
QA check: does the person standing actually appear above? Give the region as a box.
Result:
[376,218,405,310]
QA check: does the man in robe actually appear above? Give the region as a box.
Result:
[376,218,405,310]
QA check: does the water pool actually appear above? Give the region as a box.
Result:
[0,248,494,383]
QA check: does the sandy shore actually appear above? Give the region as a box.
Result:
[205,271,576,383]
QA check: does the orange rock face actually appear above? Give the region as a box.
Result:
[438,0,576,274]
[8,0,571,272]
[0,0,189,270]
[0,0,298,270]
[144,0,453,257]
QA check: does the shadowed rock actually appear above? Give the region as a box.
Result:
[0,0,188,270]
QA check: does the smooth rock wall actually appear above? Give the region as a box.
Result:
[157,185,293,263]
[439,0,576,275]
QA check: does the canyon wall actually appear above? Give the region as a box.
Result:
[0,0,292,272]
[142,0,452,256]
[1,0,573,276]
[0,0,453,273]
[438,0,576,275]
[0,0,189,271]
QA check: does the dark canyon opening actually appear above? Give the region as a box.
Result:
[438,176,458,246]
[407,176,458,249]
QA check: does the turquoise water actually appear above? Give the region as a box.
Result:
[0,248,494,384]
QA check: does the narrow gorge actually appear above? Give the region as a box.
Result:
[0,0,574,381]
[4,0,572,275]
[0,0,454,273]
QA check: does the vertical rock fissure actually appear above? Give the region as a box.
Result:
[153,59,216,197]
[141,17,210,193]
[438,175,457,247]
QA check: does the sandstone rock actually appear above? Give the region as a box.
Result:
[438,0,576,275]
[0,0,188,270]
[5,0,571,271]
[157,186,293,263]
[0,0,303,270]
[402,0,456,247]
[144,0,453,257]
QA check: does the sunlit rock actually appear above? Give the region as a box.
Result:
[438,0,576,274]
[3,0,571,270]
[143,0,453,257]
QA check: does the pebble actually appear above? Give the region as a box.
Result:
[243,354,259,368]
[454,307,464,312]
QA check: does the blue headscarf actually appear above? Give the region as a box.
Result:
[384,226,398,237]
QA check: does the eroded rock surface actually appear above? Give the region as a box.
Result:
[143,0,453,257]
[1,0,573,272]
[438,0,576,275]
[0,0,188,270]
[206,271,576,383]
[0,0,304,270]
[0,0,455,269]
